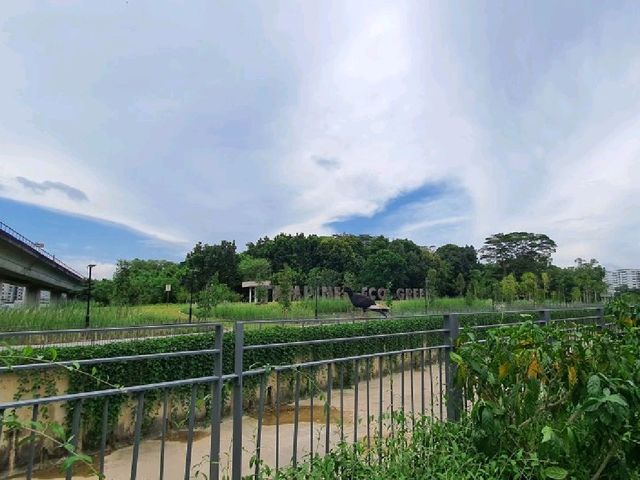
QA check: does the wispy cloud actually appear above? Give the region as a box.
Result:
[16,176,88,202]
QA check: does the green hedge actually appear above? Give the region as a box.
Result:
[1,309,598,447]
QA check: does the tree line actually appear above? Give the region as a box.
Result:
[90,232,607,305]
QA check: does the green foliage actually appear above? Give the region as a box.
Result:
[500,274,518,302]
[520,272,538,300]
[456,319,640,479]
[184,240,240,292]
[435,244,478,297]
[480,232,557,277]
[112,259,185,305]
[273,265,295,314]
[265,416,545,479]
[455,272,467,296]
[196,274,240,319]
[238,254,272,281]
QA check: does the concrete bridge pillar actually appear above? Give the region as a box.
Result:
[50,291,63,304]
[25,287,40,306]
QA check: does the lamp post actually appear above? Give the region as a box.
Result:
[85,264,96,328]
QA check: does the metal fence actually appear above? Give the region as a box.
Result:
[0,307,608,480]
[0,322,221,348]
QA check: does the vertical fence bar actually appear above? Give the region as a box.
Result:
[420,349,425,416]
[183,384,197,480]
[353,358,359,445]
[99,398,110,479]
[400,352,405,413]
[232,322,244,480]
[254,374,266,479]
[366,357,371,455]
[389,355,394,436]
[309,369,314,462]
[130,393,144,480]
[444,314,461,422]
[596,307,605,329]
[66,399,83,480]
[210,324,224,480]
[409,352,415,420]
[0,409,4,461]
[159,391,168,480]
[377,355,383,464]
[429,351,435,418]
[538,309,550,326]
[275,371,281,473]
[438,349,444,420]
[325,363,333,455]
[292,369,301,468]
[339,364,344,442]
[26,404,39,480]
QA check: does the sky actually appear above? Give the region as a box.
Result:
[0,0,639,279]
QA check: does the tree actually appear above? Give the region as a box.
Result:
[435,244,479,296]
[196,274,239,319]
[359,249,405,289]
[112,259,185,305]
[184,241,240,292]
[455,273,466,296]
[480,232,557,278]
[426,268,438,300]
[500,274,518,303]
[92,279,114,305]
[520,272,538,301]
[571,286,582,303]
[238,255,271,281]
[572,258,606,303]
[541,272,551,300]
[273,265,295,314]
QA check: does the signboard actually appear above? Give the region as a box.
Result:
[272,285,426,301]
[165,284,171,292]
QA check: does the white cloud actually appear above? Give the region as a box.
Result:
[0,1,638,269]
[65,259,117,280]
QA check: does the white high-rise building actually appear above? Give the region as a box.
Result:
[0,283,25,304]
[605,269,640,294]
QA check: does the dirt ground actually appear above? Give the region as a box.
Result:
[28,365,446,479]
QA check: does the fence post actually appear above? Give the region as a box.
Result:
[538,309,550,326]
[232,322,244,480]
[443,314,462,422]
[210,324,224,480]
[596,307,605,329]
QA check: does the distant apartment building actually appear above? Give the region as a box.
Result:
[605,269,640,294]
[0,282,25,304]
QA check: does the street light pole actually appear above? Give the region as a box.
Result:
[85,264,96,328]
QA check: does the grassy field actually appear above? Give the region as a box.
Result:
[0,303,190,331]
[0,296,590,331]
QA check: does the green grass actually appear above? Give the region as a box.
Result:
[0,303,190,331]
[0,296,597,332]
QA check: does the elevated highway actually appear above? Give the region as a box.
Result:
[0,221,85,304]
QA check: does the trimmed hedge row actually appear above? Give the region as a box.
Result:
[1,309,598,447]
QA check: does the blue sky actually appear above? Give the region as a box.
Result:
[1,0,639,278]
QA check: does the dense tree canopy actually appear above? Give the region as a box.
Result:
[112,259,186,305]
[184,241,239,292]
[480,232,557,277]
[94,231,607,306]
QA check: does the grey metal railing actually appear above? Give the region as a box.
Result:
[0,308,609,480]
[0,321,220,347]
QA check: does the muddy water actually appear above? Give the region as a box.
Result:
[29,366,445,479]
